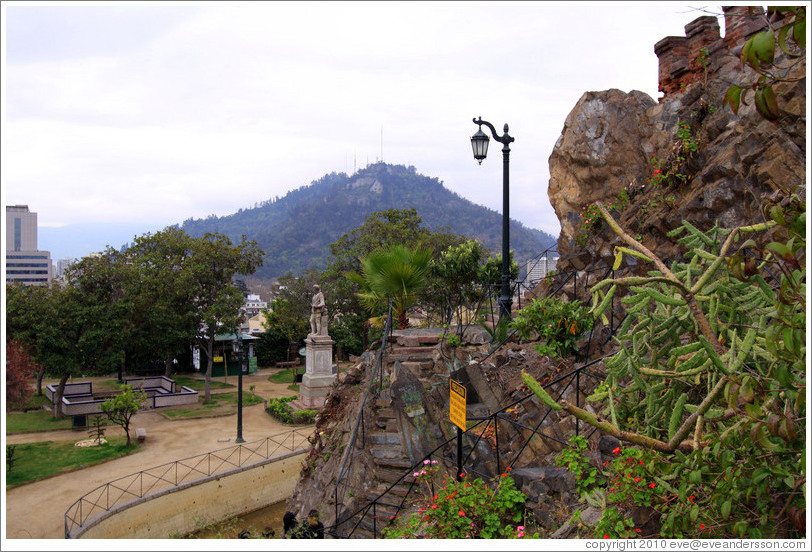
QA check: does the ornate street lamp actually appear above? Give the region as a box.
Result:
[471,116,514,326]
[233,333,245,443]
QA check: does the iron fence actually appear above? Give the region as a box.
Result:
[64,427,312,538]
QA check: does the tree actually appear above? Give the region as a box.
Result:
[348,245,431,329]
[100,385,146,447]
[323,208,464,345]
[262,271,318,362]
[427,238,490,327]
[119,228,203,377]
[7,279,121,418]
[187,233,264,400]
[6,282,52,395]
[5,340,38,408]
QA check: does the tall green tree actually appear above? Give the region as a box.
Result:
[427,238,491,327]
[262,270,318,361]
[187,233,264,400]
[323,208,463,343]
[6,282,52,395]
[348,245,431,329]
[120,228,202,377]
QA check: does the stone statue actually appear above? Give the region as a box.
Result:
[309,284,326,337]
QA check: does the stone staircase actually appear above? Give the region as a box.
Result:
[344,330,443,538]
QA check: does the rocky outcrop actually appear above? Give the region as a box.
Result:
[548,10,806,276]
[548,89,658,263]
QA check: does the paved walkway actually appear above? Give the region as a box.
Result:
[4,369,312,540]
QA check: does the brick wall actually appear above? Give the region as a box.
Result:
[654,6,769,100]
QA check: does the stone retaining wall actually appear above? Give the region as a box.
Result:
[74,449,306,539]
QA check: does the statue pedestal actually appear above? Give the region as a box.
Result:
[296,334,336,410]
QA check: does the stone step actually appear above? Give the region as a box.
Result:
[375,468,412,485]
[376,407,396,420]
[371,453,414,470]
[390,346,437,355]
[386,351,435,363]
[368,432,401,446]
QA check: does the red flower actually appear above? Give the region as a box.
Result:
[506,467,512,471]
[634,528,641,534]
[612,446,621,455]
[459,510,466,516]
[431,504,438,509]
[699,523,705,530]
[603,534,610,539]
[649,483,656,489]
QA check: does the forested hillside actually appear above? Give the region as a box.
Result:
[178,163,556,279]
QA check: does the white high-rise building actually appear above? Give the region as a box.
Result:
[5,205,53,286]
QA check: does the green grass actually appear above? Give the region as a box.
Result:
[268,368,301,384]
[6,410,76,434]
[8,393,51,412]
[170,376,233,391]
[160,392,263,419]
[6,436,137,487]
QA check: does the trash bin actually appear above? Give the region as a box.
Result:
[72,414,87,430]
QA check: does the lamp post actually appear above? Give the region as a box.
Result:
[471,116,514,326]
[233,333,245,443]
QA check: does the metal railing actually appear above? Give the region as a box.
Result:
[331,302,393,525]
[328,354,610,538]
[64,427,312,538]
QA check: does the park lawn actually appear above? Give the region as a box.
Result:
[6,410,76,434]
[6,436,136,488]
[9,393,52,412]
[267,369,301,392]
[169,376,233,391]
[159,392,263,419]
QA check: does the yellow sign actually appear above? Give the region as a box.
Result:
[213,356,224,363]
[449,379,467,430]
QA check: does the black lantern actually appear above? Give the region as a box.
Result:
[470,125,490,165]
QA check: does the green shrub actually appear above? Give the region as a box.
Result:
[265,396,315,425]
[509,296,592,358]
[383,461,536,539]
[527,187,806,539]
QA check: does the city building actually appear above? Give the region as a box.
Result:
[56,257,77,279]
[523,255,558,287]
[242,293,268,318]
[5,205,53,286]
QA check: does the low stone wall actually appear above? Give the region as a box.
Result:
[74,449,306,539]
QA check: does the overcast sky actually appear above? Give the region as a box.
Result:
[3,1,718,257]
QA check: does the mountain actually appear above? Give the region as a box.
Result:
[178,163,557,279]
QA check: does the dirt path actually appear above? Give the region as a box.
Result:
[4,369,313,540]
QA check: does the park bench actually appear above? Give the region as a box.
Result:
[274,360,300,368]
[135,428,147,442]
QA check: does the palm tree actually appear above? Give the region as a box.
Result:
[347,245,431,329]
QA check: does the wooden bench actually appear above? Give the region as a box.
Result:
[135,428,147,442]
[274,360,300,368]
